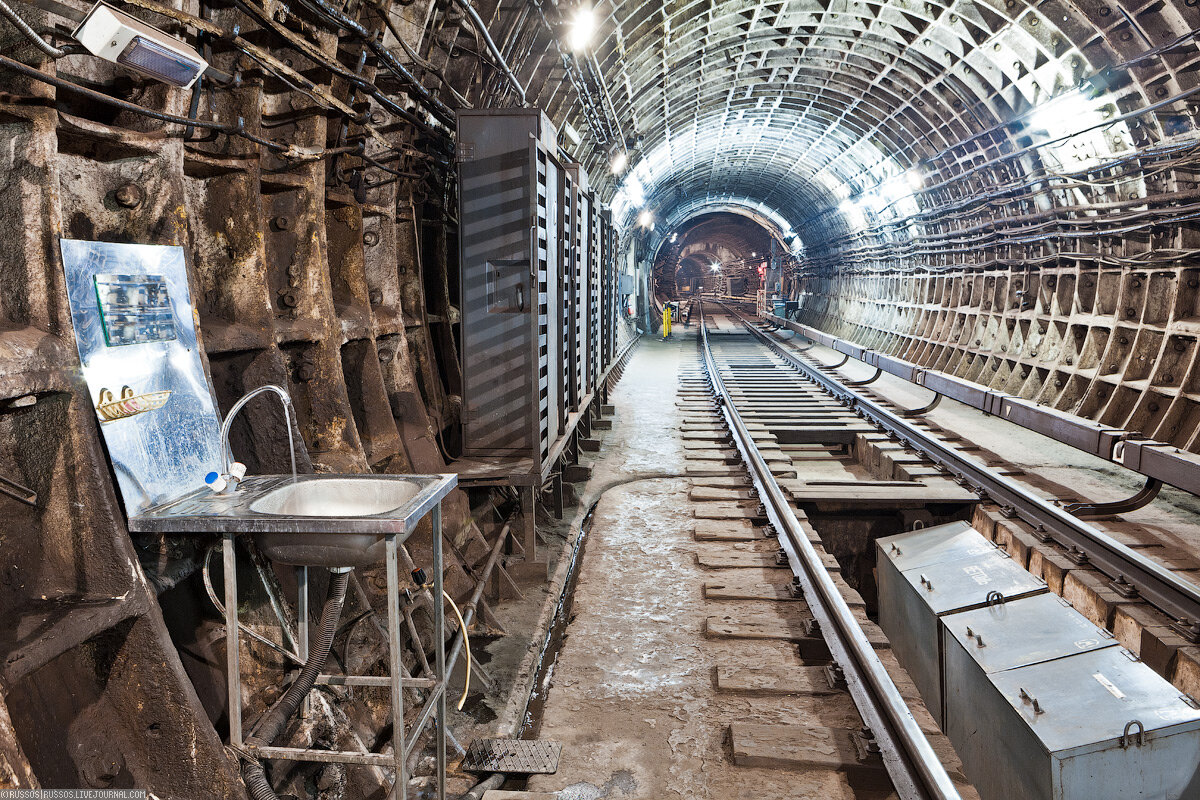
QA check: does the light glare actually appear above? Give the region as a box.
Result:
[568,6,597,52]
[610,151,628,174]
[637,209,654,228]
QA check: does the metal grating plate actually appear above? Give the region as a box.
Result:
[461,738,562,774]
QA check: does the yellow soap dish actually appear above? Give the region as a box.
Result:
[97,386,172,422]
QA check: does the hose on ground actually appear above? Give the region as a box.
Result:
[240,568,352,800]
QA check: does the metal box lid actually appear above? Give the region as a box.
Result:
[897,548,1047,615]
[455,108,558,155]
[942,592,1116,674]
[990,646,1200,757]
[877,520,997,573]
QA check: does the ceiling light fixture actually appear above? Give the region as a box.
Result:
[637,209,654,228]
[610,150,628,174]
[567,5,597,52]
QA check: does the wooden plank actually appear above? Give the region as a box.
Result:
[695,551,781,569]
[693,502,759,521]
[728,723,887,778]
[684,449,736,461]
[689,486,755,501]
[715,664,840,695]
[691,519,759,541]
[690,476,753,489]
[704,612,811,641]
[703,576,794,600]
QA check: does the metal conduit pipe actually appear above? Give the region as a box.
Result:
[0,0,66,57]
[446,518,511,679]
[450,0,527,106]
[459,772,504,799]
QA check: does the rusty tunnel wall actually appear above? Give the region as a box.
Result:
[0,0,519,791]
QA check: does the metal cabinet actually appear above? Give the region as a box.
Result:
[457,109,561,461]
[941,592,1117,678]
[600,209,616,366]
[880,522,1200,800]
[877,521,1048,723]
[952,644,1200,800]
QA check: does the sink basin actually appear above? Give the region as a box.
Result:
[249,478,424,566]
[128,473,458,569]
[249,478,421,518]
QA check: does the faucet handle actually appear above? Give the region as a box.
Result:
[204,471,228,493]
[229,462,247,480]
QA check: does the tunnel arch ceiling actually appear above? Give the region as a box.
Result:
[492,0,1200,449]
[514,0,1193,253]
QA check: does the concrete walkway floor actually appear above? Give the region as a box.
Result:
[519,328,929,800]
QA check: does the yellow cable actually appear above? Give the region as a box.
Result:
[442,590,471,711]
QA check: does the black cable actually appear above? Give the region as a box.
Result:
[0,51,289,150]
[290,0,454,126]
[0,0,66,57]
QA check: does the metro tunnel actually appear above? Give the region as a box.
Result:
[2,0,1200,797]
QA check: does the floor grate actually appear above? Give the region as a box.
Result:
[461,738,562,774]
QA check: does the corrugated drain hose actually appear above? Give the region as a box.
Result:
[241,568,351,800]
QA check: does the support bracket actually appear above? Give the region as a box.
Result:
[899,392,943,418]
[845,367,883,387]
[821,353,850,369]
[1063,477,1164,518]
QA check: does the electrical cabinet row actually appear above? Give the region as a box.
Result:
[878,521,1200,800]
[456,109,620,469]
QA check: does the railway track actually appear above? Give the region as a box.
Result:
[695,300,1200,800]
[716,300,1200,632]
[697,304,962,800]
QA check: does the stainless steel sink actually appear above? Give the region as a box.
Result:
[249,478,422,518]
[129,473,458,568]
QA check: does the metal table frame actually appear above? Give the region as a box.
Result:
[223,502,449,800]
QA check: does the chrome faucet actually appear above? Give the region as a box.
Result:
[206,385,299,494]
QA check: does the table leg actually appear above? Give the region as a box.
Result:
[433,502,447,800]
[223,533,242,747]
[386,534,407,800]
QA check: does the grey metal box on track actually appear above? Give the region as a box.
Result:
[946,644,1200,800]
[940,591,1116,678]
[877,521,1048,725]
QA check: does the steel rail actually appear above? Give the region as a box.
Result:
[761,311,1200,498]
[698,303,961,800]
[724,302,1200,639]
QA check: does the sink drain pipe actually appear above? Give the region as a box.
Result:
[240,567,352,800]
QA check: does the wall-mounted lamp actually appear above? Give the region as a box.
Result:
[74,2,207,88]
